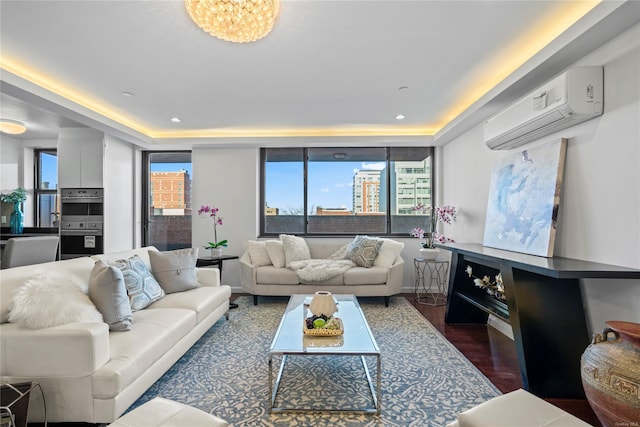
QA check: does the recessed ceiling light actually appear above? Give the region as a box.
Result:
[398,86,409,91]
[0,119,27,135]
[170,117,181,123]
[396,114,406,120]
[121,91,134,97]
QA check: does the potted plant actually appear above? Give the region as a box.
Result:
[410,204,457,260]
[197,204,228,257]
[1,187,27,234]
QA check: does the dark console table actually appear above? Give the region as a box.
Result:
[197,255,240,309]
[437,242,640,399]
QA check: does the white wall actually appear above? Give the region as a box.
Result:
[191,147,260,286]
[441,24,640,333]
[103,134,135,252]
[1,136,58,227]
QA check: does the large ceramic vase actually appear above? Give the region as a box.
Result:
[581,320,640,427]
[9,201,24,234]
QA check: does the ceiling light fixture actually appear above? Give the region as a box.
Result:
[396,114,406,120]
[0,119,27,135]
[171,117,182,123]
[185,0,280,43]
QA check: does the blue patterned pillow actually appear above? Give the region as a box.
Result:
[344,235,383,268]
[110,255,164,311]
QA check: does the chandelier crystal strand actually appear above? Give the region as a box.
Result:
[185,0,279,43]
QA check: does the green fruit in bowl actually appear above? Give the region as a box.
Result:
[313,318,326,328]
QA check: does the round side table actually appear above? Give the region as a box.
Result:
[414,258,449,306]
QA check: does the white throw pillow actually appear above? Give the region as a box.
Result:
[280,234,311,267]
[265,240,286,268]
[9,272,103,329]
[373,238,405,267]
[247,240,272,267]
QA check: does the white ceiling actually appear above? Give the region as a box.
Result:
[1,1,638,147]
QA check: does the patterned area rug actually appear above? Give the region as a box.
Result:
[132,296,500,426]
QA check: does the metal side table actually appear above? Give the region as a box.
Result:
[413,258,449,306]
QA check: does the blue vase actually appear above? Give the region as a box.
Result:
[10,201,24,234]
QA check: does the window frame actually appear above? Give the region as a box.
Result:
[260,146,435,237]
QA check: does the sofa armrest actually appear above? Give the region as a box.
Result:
[239,253,258,294]
[196,267,220,287]
[0,322,110,377]
[387,256,405,294]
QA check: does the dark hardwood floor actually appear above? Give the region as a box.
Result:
[233,292,600,426]
[400,292,601,426]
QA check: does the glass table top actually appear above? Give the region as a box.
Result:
[269,294,380,355]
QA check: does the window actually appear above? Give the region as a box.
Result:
[142,152,192,250]
[261,147,434,236]
[34,149,58,227]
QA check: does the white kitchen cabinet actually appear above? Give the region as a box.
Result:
[58,129,104,188]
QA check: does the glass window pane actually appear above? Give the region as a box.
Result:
[39,151,58,190]
[264,148,304,234]
[308,147,387,234]
[390,147,434,235]
[37,193,59,227]
[146,152,192,250]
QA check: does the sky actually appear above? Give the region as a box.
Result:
[265,161,386,213]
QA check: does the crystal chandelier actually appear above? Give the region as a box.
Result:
[185,0,279,43]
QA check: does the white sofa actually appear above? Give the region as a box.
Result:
[0,246,231,424]
[240,239,404,306]
[446,389,591,427]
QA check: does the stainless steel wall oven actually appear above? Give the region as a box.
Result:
[60,188,104,259]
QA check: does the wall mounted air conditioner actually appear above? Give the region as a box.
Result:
[484,66,603,150]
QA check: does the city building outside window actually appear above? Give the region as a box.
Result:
[34,149,58,227]
[261,147,435,236]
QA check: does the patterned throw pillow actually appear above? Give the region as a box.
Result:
[110,255,165,311]
[344,235,383,268]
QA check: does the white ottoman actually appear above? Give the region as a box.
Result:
[446,389,591,427]
[108,397,229,427]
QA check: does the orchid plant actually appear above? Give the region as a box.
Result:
[410,204,458,249]
[198,205,228,249]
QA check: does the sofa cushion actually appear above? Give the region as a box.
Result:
[89,260,133,332]
[256,266,300,285]
[93,308,196,399]
[148,286,230,324]
[110,255,165,311]
[8,272,103,329]
[344,266,388,285]
[247,240,272,267]
[149,248,199,294]
[280,234,311,266]
[373,238,404,268]
[344,235,383,268]
[265,240,286,268]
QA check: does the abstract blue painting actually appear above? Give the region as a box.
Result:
[483,139,567,257]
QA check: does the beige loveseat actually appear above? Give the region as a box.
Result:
[0,246,231,424]
[240,237,404,306]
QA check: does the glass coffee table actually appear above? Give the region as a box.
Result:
[268,294,381,414]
